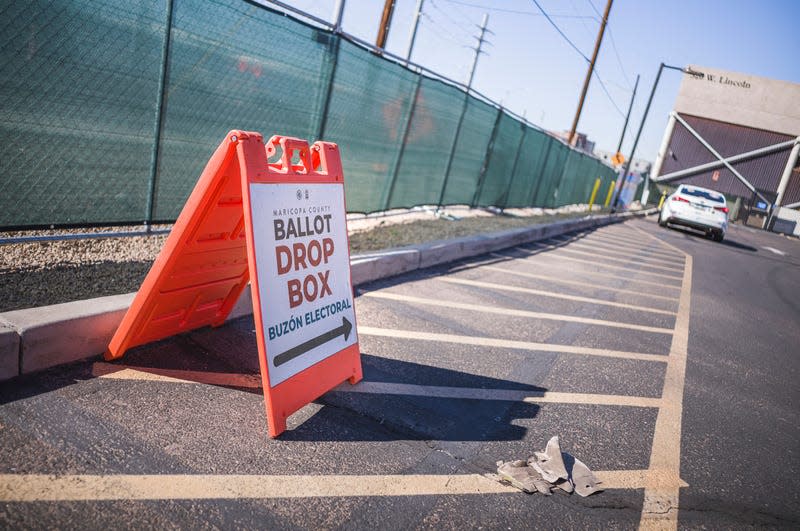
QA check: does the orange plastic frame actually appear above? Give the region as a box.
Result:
[106,131,362,438]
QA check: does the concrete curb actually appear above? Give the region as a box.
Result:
[0,209,655,381]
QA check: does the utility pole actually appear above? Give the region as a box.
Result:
[436,13,490,209]
[466,13,490,92]
[616,74,639,154]
[567,0,613,145]
[376,0,396,50]
[405,0,425,65]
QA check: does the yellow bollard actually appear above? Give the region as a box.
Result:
[603,180,616,207]
[587,178,602,212]
[658,190,667,210]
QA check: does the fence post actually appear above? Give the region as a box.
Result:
[144,0,175,230]
[499,122,527,209]
[471,107,503,208]
[316,33,341,141]
[435,92,470,209]
[382,74,421,210]
[528,137,554,207]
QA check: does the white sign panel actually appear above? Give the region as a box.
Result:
[249,182,357,387]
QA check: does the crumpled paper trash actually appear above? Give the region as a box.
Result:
[495,436,602,497]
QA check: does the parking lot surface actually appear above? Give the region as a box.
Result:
[1,217,798,529]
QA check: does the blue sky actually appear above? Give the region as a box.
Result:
[275,0,800,162]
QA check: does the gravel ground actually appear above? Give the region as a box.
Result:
[0,205,605,313]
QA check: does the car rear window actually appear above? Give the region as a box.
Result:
[681,188,725,203]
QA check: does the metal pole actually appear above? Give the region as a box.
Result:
[405,0,425,66]
[616,74,639,154]
[436,13,489,209]
[500,122,528,209]
[529,137,554,206]
[612,62,665,210]
[144,0,174,230]
[655,138,798,184]
[471,107,503,207]
[332,0,345,32]
[567,0,612,145]
[383,76,422,210]
[315,36,341,140]
[649,112,677,181]
[772,138,800,209]
[376,0,395,50]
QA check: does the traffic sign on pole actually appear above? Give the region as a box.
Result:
[106,131,362,438]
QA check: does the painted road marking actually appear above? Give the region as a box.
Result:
[358,327,668,363]
[489,253,681,291]
[475,265,680,303]
[550,237,685,267]
[579,232,684,261]
[363,290,674,333]
[337,381,663,408]
[531,240,685,274]
[520,245,684,282]
[551,236,683,266]
[627,223,691,530]
[92,363,262,388]
[440,276,677,315]
[91,364,662,409]
[0,470,686,502]
[763,246,786,256]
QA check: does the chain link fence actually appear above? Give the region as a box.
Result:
[0,0,618,230]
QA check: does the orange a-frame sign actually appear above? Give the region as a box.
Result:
[106,131,362,437]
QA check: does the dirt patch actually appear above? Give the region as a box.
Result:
[0,206,605,312]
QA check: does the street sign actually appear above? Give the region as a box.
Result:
[106,132,362,437]
[611,152,625,165]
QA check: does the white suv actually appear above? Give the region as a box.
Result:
[659,184,729,242]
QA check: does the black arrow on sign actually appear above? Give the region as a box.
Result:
[273,317,353,367]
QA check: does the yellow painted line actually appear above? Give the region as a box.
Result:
[577,232,683,260]
[487,255,681,292]
[437,274,675,316]
[531,242,685,274]
[358,327,668,363]
[628,223,691,259]
[550,237,685,268]
[640,253,693,529]
[596,227,686,258]
[511,247,684,282]
[475,265,679,303]
[0,470,683,502]
[92,363,261,388]
[337,381,663,408]
[92,364,662,409]
[363,290,673,333]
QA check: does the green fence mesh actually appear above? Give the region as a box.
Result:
[0,0,616,230]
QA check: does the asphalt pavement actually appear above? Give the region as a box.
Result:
[1,216,798,529]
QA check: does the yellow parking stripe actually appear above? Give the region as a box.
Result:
[358,327,668,363]
[475,265,679,303]
[362,290,673,334]
[442,276,677,315]
[0,470,685,502]
[338,381,663,408]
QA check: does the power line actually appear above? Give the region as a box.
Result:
[420,12,468,45]
[428,0,474,37]
[529,0,626,118]
[443,0,596,19]
[529,0,591,62]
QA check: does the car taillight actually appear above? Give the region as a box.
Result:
[672,196,690,203]
[714,206,729,213]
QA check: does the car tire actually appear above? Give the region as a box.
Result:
[712,231,724,242]
[658,216,667,227]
